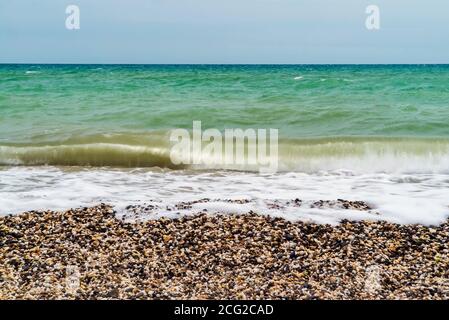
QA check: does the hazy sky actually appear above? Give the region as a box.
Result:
[1,0,448,64]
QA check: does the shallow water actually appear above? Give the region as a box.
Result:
[0,166,448,225]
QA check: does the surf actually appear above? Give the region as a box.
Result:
[1,134,449,174]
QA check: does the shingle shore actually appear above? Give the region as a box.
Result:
[1,204,448,300]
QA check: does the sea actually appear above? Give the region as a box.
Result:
[1,64,449,225]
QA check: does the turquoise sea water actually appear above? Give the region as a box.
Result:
[1,64,449,223]
[1,64,449,169]
[2,64,449,139]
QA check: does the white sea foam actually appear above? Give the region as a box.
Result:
[0,166,448,225]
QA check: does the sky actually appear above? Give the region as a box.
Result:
[0,0,448,64]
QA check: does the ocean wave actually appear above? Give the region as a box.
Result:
[1,135,449,173]
[0,143,181,169]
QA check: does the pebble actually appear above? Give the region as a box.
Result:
[0,203,448,300]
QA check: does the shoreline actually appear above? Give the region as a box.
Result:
[1,204,448,300]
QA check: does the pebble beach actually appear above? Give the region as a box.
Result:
[1,203,448,300]
[2,64,449,300]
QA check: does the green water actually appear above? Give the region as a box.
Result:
[1,64,449,169]
[3,64,449,223]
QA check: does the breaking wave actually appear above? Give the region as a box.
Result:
[1,133,449,174]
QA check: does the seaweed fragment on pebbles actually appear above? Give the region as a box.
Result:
[0,204,448,300]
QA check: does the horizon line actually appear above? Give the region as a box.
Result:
[1,63,449,66]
